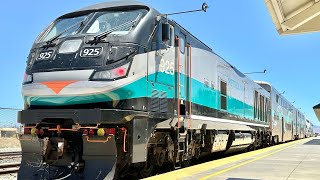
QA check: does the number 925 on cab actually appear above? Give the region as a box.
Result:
[80,47,102,57]
[37,50,54,60]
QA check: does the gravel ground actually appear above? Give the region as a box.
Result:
[0,148,21,153]
[0,138,21,165]
[0,156,21,164]
[0,138,21,180]
[0,173,17,180]
[0,138,21,149]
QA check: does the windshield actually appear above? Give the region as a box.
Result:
[40,15,88,42]
[86,9,147,35]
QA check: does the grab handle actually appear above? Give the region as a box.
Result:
[84,135,112,143]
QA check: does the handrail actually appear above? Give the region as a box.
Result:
[121,127,127,152]
[176,36,180,128]
[188,44,193,129]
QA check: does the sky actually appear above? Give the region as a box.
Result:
[0,0,319,126]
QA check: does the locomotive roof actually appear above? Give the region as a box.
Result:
[60,0,157,18]
[78,1,152,12]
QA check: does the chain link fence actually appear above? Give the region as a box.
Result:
[0,107,21,128]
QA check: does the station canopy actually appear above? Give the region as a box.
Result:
[265,0,320,35]
[313,104,320,121]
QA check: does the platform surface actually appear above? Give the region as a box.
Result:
[146,137,320,180]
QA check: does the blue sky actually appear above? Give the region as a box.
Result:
[0,0,319,125]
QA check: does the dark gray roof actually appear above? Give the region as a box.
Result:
[78,0,151,11]
[60,0,157,18]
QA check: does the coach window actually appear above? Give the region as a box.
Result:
[220,80,227,111]
[266,98,270,122]
[263,97,266,122]
[254,91,258,120]
[280,98,282,106]
[262,96,264,121]
[260,95,264,121]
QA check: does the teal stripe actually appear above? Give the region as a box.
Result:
[24,73,256,121]
[25,77,148,106]
[228,96,254,120]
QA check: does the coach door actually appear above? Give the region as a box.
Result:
[281,117,284,141]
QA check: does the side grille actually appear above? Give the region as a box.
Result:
[151,90,159,112]
[150,90,168,113]
[160,91,168,113]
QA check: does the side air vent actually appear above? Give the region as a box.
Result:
[150,89,168,113]
[160,91,168,113]
[151,90,159,112]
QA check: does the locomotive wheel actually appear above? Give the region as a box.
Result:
[140,162,154,178]
[156,152,165,166]
[195,147,201,159]
[182,157,191,167]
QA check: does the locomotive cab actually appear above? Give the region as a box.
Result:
[27,9,147,75]
[23,3,158,109]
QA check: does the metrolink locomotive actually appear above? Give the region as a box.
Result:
[17,1,307,179]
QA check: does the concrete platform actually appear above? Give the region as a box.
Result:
[145,137,320,180]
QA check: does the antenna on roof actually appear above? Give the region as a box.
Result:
[244,69,267,75]
[157,3,208,42]
[158,3,208,17]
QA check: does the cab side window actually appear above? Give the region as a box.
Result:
[180,34,185,54]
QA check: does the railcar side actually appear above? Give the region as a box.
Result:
[257,81,307,142]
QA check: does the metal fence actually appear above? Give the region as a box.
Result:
[0,108,21,128]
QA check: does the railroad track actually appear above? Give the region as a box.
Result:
[0,151,22,161]
[0,162,20,174]
[0,151,21,157]
[0,151,22,174]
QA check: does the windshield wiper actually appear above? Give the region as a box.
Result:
[89,14,141,43]
[46,20,85,45]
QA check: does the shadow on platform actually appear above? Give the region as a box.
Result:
[303,139,320,145]
[227,178,260,180]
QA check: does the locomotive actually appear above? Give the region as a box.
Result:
[17,1,307,179]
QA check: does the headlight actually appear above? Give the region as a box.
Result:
[23,73,33,84]
[91,63,130,80]
[58,39,82,54]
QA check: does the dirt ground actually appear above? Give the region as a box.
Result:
[0,137,21,149]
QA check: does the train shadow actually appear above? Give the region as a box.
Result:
[303,138,320,145]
